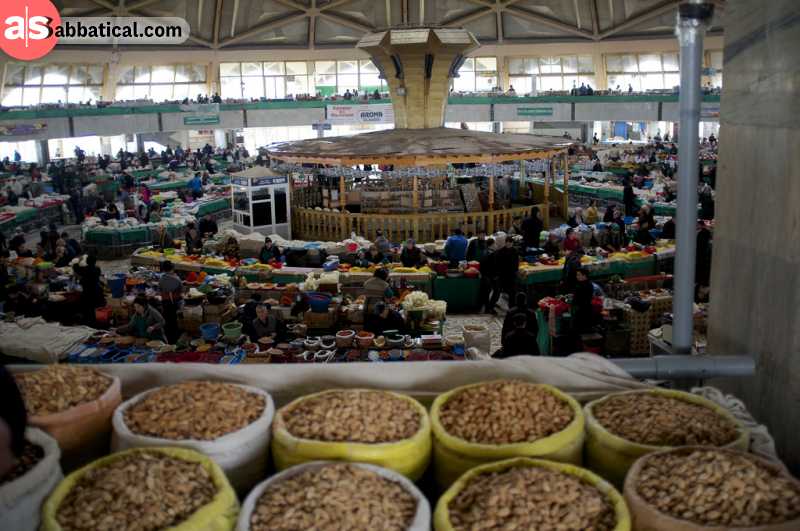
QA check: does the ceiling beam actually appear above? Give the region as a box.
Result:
[85,0,118,10]
[598,0,680,40]
[271,0,307,11]
[320,0,357,12]
[213,0,223,46]
[64,7,115,17]
[573,0,582,30]
[318,11,374,33]
[505,6,595,39]
[127,7,215,47]
[125,0,160,10]
[218,12,307,47]
[230,0,240,37]
[443,7,493,28]
[589,0,600,36]
[464,0,494,8]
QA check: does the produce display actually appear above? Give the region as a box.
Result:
[249,463,418,530]
[631,449,800,527]
[446,463,617,531]
[54,450,217,531]
[279,389,421,443]
[0,441,43,485]
[437,381,574,444]
[592,392,739,446]
[14,366,112,416]
[122,381,266,440]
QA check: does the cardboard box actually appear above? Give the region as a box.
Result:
[304,309,337,330]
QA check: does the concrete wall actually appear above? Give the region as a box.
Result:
[708,0,800,474]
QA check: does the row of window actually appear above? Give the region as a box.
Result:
[1,52,724,107]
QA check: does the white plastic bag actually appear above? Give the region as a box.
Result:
[0,428,63,531]
[462,324,491,357]
[235,461,431,531]
[111,383,275,493]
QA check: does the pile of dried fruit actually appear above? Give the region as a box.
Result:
[0,442,44,485]
[123,381,266,441]
[635,449,800,527]
[250,463,417,530]
[55,451,217,531]
[15,366,112,416]
[437,381,574,444]
[592,393,739,446]
[280,390,420,443]
[448,466,616,531]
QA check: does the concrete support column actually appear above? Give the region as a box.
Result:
[708,0,800,475]
[36,140,49,165]
[135,134,145,154]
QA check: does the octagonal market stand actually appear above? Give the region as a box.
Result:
[263,26,573,244]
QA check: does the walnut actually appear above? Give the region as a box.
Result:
[15,366,112,416]
[250,463,417,531]
[123,381,266,441]
[437,381,574,444]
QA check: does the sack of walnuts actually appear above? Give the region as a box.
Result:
[13,366,122,470]
[433,457,631,531]
[0,428,63,531]
[41,447,239,531]
[584,388,749,487]
[429,380,585,488]
[236,461,431,531]
[623,446,800,531]
[271,389,431,481]
[111,381,275,493]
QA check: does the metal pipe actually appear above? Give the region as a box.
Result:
[673,1,714,354]
[612,355,755,380]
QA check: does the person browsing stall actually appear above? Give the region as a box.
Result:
[72,254,104,326]
[521,207,544,249]
[158,260,183,344]
[363,268,393,314]
[116,295,166,342]
[465,231,489,262]
[444,228,468,266]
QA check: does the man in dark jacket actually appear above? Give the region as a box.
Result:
[465,232,489,262]
[199,214,218,238]
[521,206,544,249]
[495,313,539,358]
[501,292,538,341]
[479,238,500,314]
[623,179,637,217]
[494,239,520,301]
[400,239,425,268]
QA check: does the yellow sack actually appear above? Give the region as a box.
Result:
[433,457,631,531]
[584,389,749,488]
[430,382,585,488]
[271,389,432,481]
[41,447,239,531]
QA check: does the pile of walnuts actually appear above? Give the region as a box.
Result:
[592,392,739,446]
[55,451,217,531]
[635,449,800,527]
[123,381,266,441]
[0,441,44,485]
[437,381,574,444]
[279,390,421,443]
[250,463,417,531]
[15,366,112,416]
[448,465,616,531]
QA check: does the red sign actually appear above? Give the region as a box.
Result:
[0,0,60,61]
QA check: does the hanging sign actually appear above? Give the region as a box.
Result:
[180,103,220,125]
[517,106,554,117]
[183,114,220,125]
[327,103,394,124]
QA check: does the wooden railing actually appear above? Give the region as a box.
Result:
[292,205,539,243]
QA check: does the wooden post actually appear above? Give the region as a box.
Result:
[339,174,347,239]
[544,160,551,228]
[562,153,570,219]
[412,175,419,241]
[488,175,495,210]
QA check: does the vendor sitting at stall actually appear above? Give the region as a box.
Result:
[259,237,283,264]
[400,239,425,268]
[563,228,582,253]
[222,236,240,260]
[153,225,175,250]
[149,202,162,222]
[115,295,166,341]
[250,303,285,342]
[444,228,468,266]
[543,232,561,259]
[363,268,393,314]
[374,230,391,254]
[501,293,538,340]
[466,231,490,262]
[199,213,218,237]
[365,244,385,265]
[365,302,405,335]
[189,172,203,199]
[105,202,121,222]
